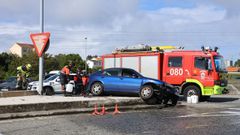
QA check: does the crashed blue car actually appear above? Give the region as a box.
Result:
[87,68,179,105]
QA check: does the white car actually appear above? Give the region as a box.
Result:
[27,73,76,95]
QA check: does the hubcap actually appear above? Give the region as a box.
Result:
[141,87,152,98]
[92,84,102,94]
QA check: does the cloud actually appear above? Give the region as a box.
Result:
[209,0,240,17]
[0,23,38,35]
[0,0,239,61]
[44,0,138,27]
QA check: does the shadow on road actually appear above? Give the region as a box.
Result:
[207,97,239,103]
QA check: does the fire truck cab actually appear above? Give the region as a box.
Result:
[163,48,227,99]
[102,46,228,100]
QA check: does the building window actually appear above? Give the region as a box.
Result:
[22,48,26,53]
[168,57,182,67]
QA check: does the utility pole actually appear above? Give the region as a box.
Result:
[85,37,88,72]
[39,0,44,94]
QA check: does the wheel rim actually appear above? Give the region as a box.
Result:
[141,87,152,98]
[92,83,102,95]
[187,89,196,96]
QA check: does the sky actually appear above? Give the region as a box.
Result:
[0,0,239,61]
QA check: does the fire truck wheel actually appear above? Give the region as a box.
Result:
[183,85,200,100]
[90,82,104,96]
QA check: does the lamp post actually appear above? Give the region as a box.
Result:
[84,37,87,72]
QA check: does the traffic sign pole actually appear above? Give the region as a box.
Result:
[39,0,44,95]
[30,0,49,95]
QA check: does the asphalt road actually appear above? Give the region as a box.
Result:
[1,96,240,135]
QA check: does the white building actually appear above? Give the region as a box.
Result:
[9,43,34,57]
[224,60,233,67]
[86,57,102,68]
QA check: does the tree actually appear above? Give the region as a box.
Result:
[235,59,240,67]
[44,53,59,73]
[86,55,98,60]
[55,54,84,72]
[0,52,86,80]
[0,53,20,79]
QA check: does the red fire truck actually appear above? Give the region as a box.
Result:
[102,46,228,100]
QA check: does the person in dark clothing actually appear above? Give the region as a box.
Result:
[82,70,89,97]
[74,67,83,95]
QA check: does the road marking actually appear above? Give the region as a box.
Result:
[228,108,240,111]
[177,110,240,118]
[185,124,209,129]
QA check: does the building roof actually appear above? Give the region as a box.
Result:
[16,43,34,48]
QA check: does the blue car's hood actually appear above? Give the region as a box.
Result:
[142,77,175,89]
[142,77,165,85]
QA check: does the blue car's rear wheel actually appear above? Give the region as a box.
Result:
[90,82,104,96]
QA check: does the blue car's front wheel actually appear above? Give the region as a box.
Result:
[90,82,104,96]
[140,85,157,105]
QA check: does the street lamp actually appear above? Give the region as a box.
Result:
[84,37,87,72]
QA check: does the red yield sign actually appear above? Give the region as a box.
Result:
[30,32,50,57]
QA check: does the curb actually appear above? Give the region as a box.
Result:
[0,91,38,98]
[0,97,144,114]
[0,96,146,120]
[0,104,166,120]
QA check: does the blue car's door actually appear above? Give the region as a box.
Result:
[101,69,122,91]
[117,69,143,93]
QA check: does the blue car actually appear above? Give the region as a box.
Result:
[88,68,179,105]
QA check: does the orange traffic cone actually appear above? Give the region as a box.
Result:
[113,104,121,115]
[91,104,100,115]
[99,104,107,115]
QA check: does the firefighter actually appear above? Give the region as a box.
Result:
[60,61,74,96]
[74,67,83,95]
[16,64,32,90]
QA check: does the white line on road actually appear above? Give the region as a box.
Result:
[177,110,240,118]
[228,108,240,111]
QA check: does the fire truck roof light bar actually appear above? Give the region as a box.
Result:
[201,46,219,52]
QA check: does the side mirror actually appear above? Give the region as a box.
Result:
[56,78,60,82]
